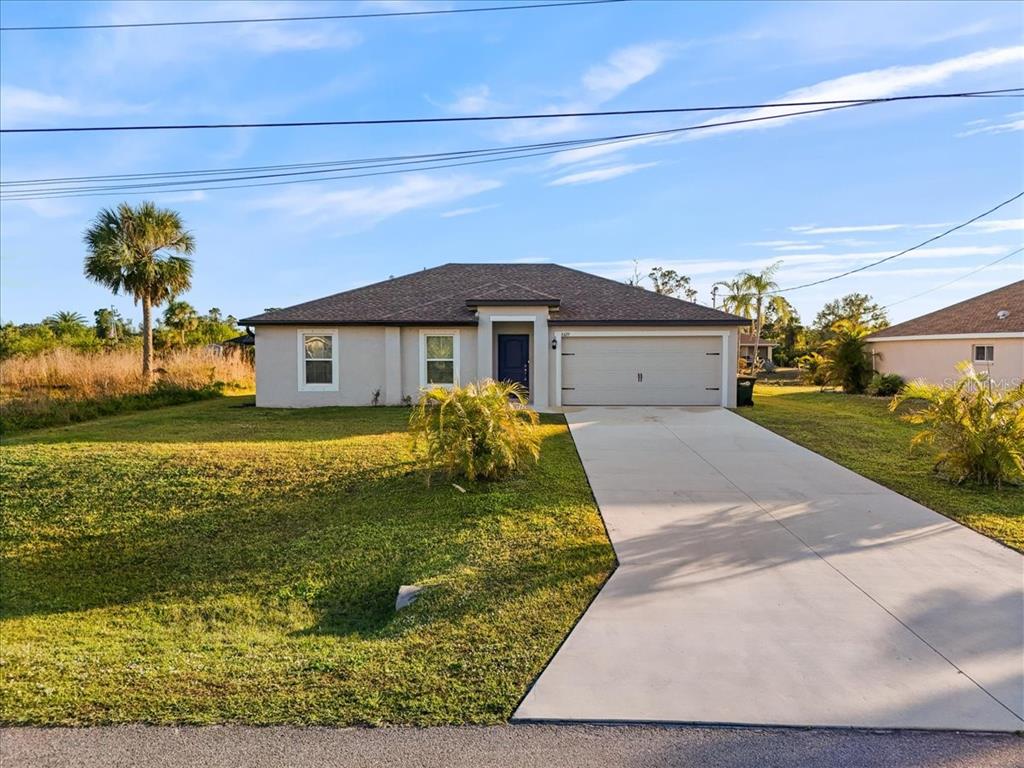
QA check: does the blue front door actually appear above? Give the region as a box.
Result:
[497,334,530,392]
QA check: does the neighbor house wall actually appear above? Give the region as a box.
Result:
[871,336,1024,389]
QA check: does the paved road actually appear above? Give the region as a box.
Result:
[516,407,1024,730]
[3,724,1022,768]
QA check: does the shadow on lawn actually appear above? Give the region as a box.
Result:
[2,400,415,445]
[2,428,608,643]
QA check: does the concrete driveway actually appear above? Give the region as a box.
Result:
[514,407,1024,731]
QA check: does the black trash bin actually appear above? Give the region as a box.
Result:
[736,375,756,407]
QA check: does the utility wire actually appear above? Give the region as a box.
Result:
[0,0,626,32]
[1,103,877,201]
[772,192,1024,293]
[882,247,1024,309]
[2,88,1019,134]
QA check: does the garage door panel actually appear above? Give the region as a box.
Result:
[561,336,723,406]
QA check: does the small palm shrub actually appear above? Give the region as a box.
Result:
[867,372,905,397]
[409,379,541,481]
[890,363,1024,488]
[822,319,873,393]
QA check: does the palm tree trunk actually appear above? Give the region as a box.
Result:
[141,295,153,382]
[752,297,764,372]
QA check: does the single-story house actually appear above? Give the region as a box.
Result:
[738,333,776,364]
[239,263,748,409]
[868,280,1023,388]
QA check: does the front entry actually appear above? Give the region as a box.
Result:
[497,334,530,393]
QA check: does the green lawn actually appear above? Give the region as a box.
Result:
[0,397,615,725]
[738,385,1024,551]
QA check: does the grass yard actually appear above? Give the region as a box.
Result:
[0,397,615,726]
[739,386,1024,551]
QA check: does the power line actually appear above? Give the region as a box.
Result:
[0,0,626,32]
[2,88,1019,134]
[882,247,1024,309]
[1,103,872,198]
[0,102,888,201]
[772,192,1024,293]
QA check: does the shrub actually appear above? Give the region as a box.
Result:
[409,379,541,481]
[797,352,829,386]
[890,363,1024,488]
[821,319,873,393]
[867,372,905,397]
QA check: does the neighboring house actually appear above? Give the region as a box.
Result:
[868,280,1024,388]
[738,333,776,365]
[240,263,747,409]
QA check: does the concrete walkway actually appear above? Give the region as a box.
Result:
[515,407,1024,731]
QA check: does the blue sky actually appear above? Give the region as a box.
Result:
[1,0,1022,327]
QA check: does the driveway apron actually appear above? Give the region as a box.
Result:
[514,407,1024,731]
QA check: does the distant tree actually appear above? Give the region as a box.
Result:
[162,300,199,347]
[648,267,698,301]
[715,262,793,371]
[84,201,195,380]
[93,306,132,341]
[43,311,87,337]
[814,293,889,333]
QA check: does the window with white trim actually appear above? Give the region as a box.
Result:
[973,344,995,363]
[421,332,459,387]
[298,330,339,391]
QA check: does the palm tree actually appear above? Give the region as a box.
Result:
[821,318,873,393]
[163,299,199,347]
[43,311,87,337]
[715,262,793,371]
[83,202,195,380]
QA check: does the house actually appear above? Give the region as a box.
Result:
[738,333,776,365]
[868,280,1023,388]
[239,263,748,409]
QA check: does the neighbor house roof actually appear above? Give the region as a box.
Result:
[240,263,745,326]
[739,333,777,347]
[869,280,1024,339]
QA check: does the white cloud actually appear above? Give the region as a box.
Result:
[773,244,825,251]
[548,162,658,187]
[957,115,1024,138]
[0,85,148,127]
[503,42,672,140]
[581,43,673,100]
[254,174,502,230]
[440,204,498,218]
[691,45,1024,139]
[790,222,953,235]
[969,218,1024,233]
[444,85,496,115]
[80,1,361,79]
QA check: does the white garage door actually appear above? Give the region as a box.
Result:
[561,335,723,406]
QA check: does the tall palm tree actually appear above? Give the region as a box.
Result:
[83,202,195,380]
[715,262,793,370]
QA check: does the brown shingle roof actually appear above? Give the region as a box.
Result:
[240,263,746,326]
[870,280,1024,338]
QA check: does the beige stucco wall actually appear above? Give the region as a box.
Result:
[871,336,1024,389]
[254,322,742,409]
[255,325,387,408]
[399,326,478,401]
